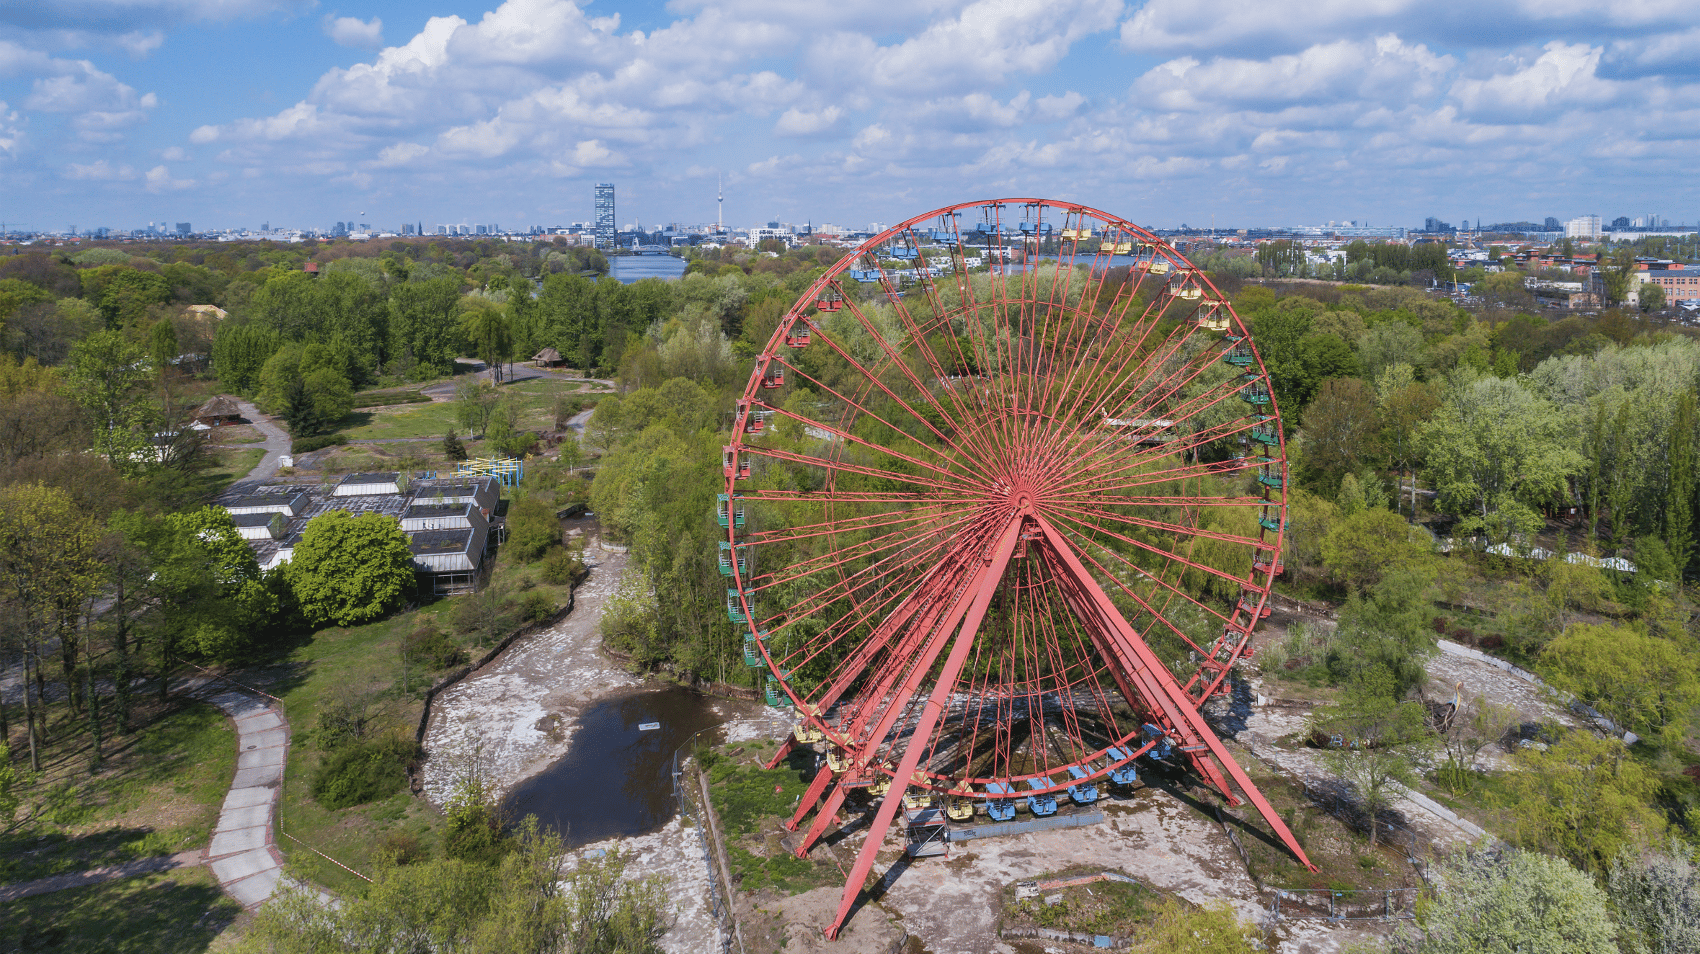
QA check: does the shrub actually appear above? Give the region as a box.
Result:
[375,830,428,866]
[311,734,419,810]
[519,590,554,623]
[293,434,348,454]
[401,625,467,671]
[540,547,584,585]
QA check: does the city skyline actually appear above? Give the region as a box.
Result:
[2,1,1698,231]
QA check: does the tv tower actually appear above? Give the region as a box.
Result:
[717,174,723,231]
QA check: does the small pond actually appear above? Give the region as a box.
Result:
[501,687,723,846]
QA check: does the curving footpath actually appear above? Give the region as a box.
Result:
[0,681,292,909]
[195,683,290,908]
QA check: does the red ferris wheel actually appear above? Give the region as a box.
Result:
[718,198,1313,938]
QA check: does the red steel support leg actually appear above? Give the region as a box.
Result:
[824,517,1024,940]
[795,782,850,858]
[1031,514,1317,872]
[764,738,795,770]
[787,763,838,832]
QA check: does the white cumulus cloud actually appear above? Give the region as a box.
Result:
[323,15,384,49]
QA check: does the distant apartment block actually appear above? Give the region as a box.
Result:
[595,183,616,250]
[1565,215,1602,240]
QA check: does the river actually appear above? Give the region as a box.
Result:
[610,255,688,284]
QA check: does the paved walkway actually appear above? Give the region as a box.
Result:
[194,684,291,908]
[225,399,292,493]
[0,681,292,910]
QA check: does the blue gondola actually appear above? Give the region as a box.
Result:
[1104,747,1139,786]
[928,229,958,243]
[1142,724,1173,761]
[1024,778,1058,816]
[982,781,1017,820]
[848,268,881,282]
[889,247,919,260]
[1065,765,1099,805]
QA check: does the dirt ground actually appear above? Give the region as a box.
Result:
[754,785,1389,954]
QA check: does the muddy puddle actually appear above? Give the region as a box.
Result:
[501,686,724,847]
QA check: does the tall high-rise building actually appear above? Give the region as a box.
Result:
[595,183,616,250]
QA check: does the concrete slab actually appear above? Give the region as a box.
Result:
[237,747,285,771]
[217,804,271,832]
[243,727,289,751]
[227,866,284,908]
[231,764,283,789]
[222,786,274,812]
[211,848,277,884]
[210,826,270,858]
[235,711,285,734]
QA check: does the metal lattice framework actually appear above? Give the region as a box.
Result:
[718,198,1313,939]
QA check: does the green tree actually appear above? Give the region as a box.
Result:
[238,821,670,954]
[94,267,172,329]
[1398,845,1618,954]
[1640,282,1667,312]
[460,298,514,384]
[1609,843,1700,954]
[1420,374,1583,546]
[1302,377,1380,492]
[1325,568,1438,696]
[505,496,560,562]
[1538,623,1700,747]
[147,318,179,380]
[65,330,156,475]
[1667,389,1695,573]
[211,321,280,395]
[1497,732,1662,871]
[287,511,416,626]
[1321,507,1433,592]
[1378,372,1441,518]
[0,483,103,770]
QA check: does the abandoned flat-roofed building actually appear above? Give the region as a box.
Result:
[231,511,286,541]
[223,490,312,518]
[221,475,503,594]
[409,479,499,512]
[409,526,490,595]
[399,501,489,533]
[333,472,407,496]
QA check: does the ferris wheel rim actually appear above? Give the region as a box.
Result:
[723,197,1290,795]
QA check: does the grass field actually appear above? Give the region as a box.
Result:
[0,867,241,954]
[199,448,265,495]
[1,700,236,885]
[335,378,571,441]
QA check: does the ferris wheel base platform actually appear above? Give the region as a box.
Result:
[946,810,1106,843]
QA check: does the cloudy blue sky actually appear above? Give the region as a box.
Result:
[1,0,1696,233]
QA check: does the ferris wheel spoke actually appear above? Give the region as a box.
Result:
[745,500,981,550]
[1041,499,1265,551]
[755,400,988,489]
[832,278,995,457]
[1043,504,1254,595]
[799,310,999,468]
[742,443,978,496]
[748,508,984,596]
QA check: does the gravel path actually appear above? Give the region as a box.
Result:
[224,400,292,492]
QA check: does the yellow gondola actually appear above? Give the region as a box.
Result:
[794,723,824,745]
[826,749,849,773]
[946,797,974,821]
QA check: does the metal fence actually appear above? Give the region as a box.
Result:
[1266,886,1419,921]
